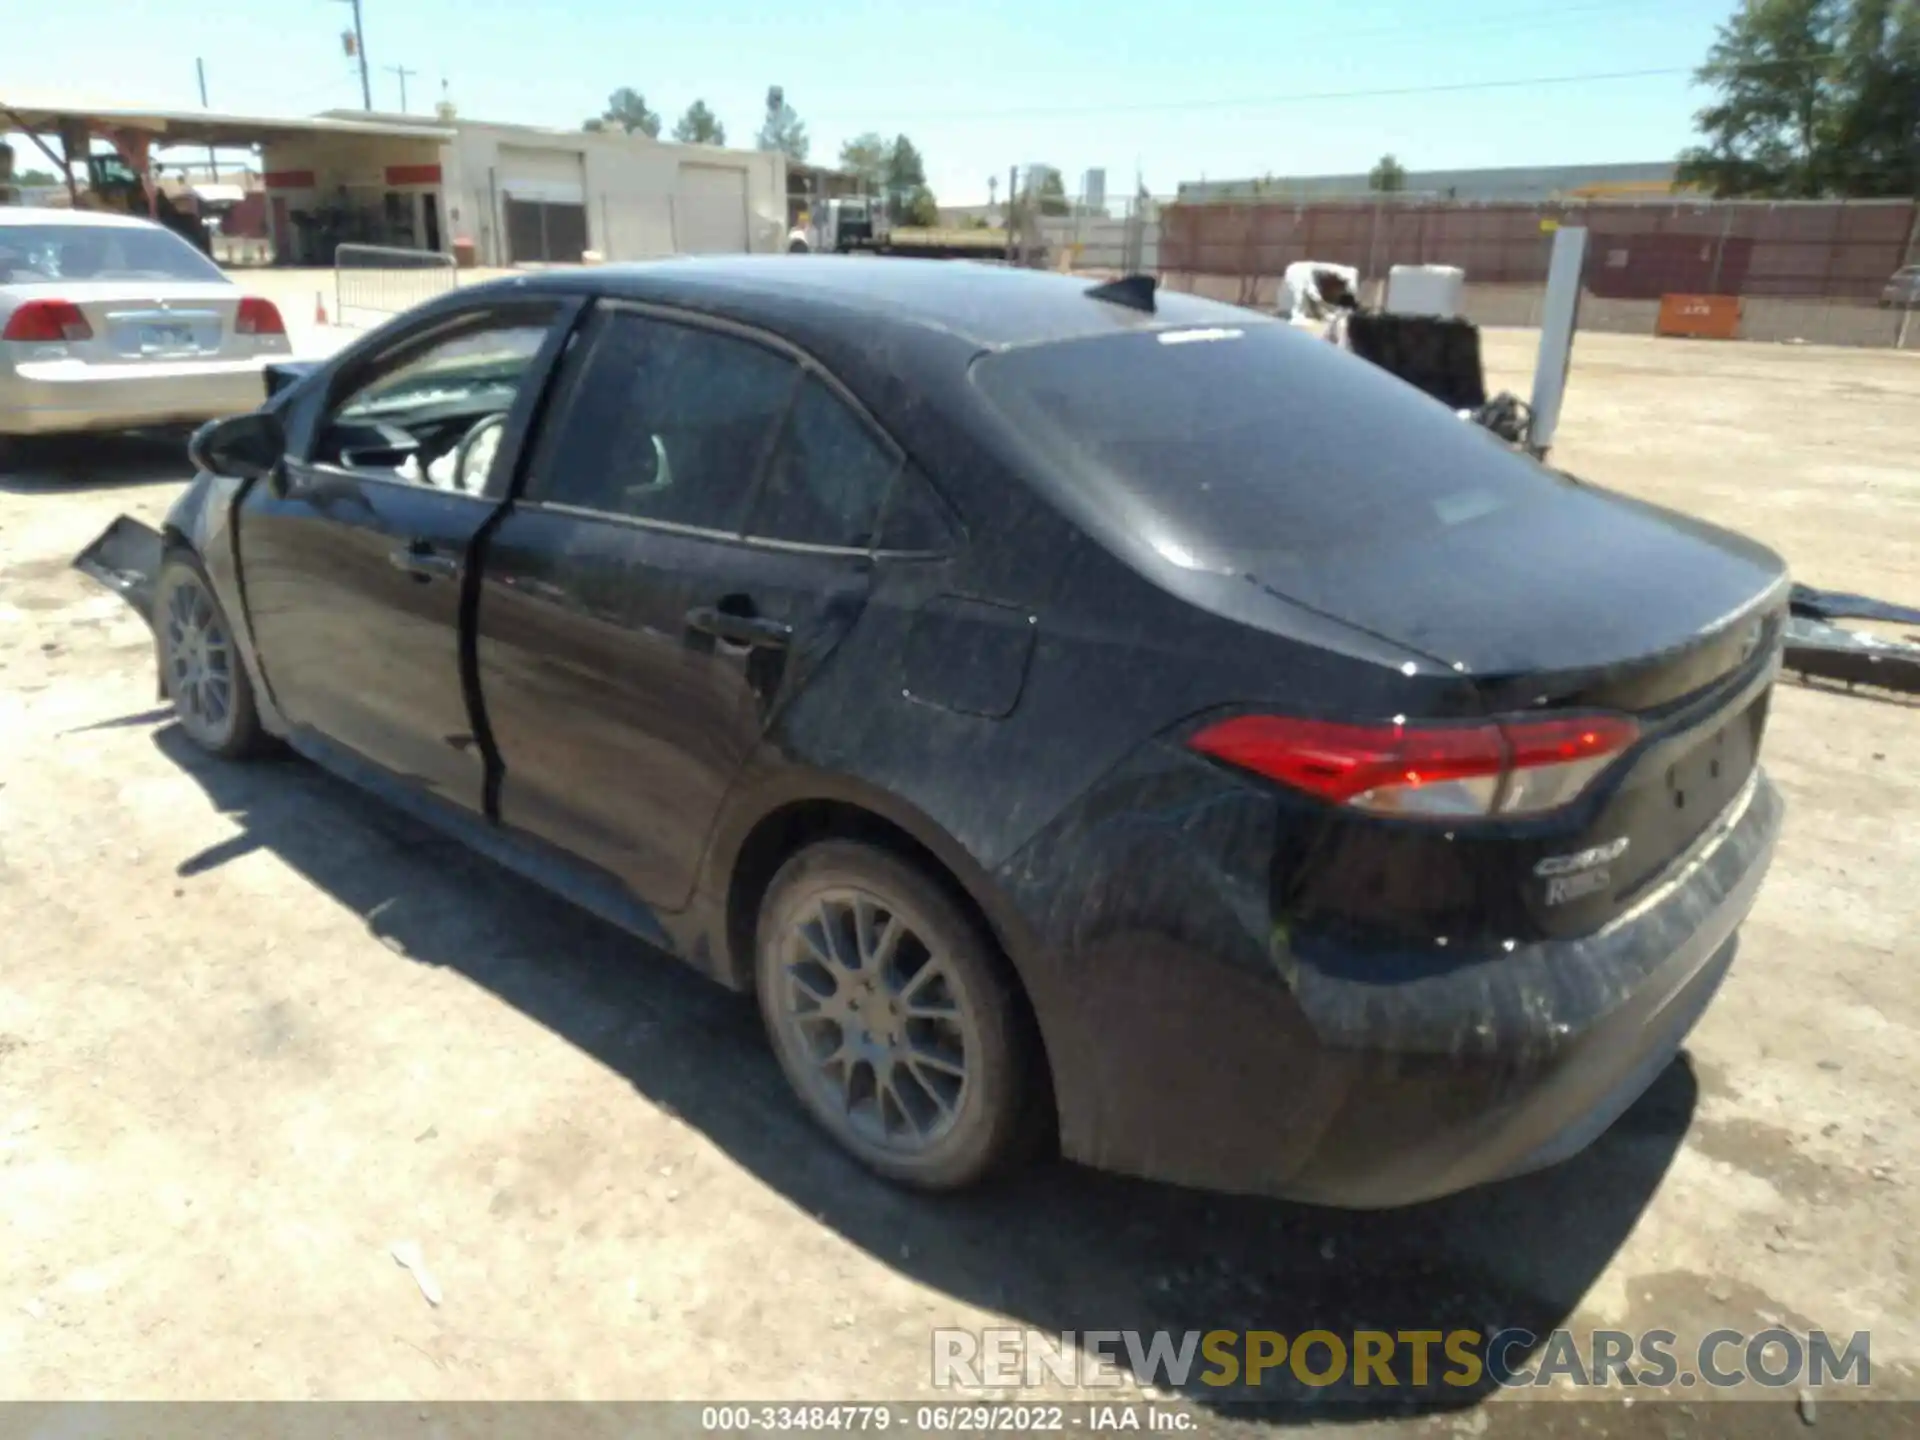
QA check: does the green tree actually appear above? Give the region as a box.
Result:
[1677,0,1919,197]
[836,132,939,220]
[899,187,940,226]
[673,100,727,146]
[587,87,662,137]
[884,135,927,202]
[756,85,810,163]
[1828,0,1920,195]
[1369,153,1408,192]
[1034,166,1070,216]
[838,132,890,190]
[884,135,940,223]
[1679,0,1840,196]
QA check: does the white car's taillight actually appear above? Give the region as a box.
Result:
[236,297,286,336]
[3,299,93,344]
[1188,712,1640,818]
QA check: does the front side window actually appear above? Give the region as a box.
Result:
[527,310,798,530]
[315,314,555,492]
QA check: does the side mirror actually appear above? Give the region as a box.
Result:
[189,410,285,481]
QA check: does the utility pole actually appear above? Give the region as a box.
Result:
[386,64,418,114]
[196,57,218,180]
[334,0,372,110]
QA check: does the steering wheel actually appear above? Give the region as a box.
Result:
[448,413,509,494]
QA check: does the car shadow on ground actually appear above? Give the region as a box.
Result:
[152,724,1696,1422]
[0,432,194,492]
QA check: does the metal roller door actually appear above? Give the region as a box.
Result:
[499,146,588,264]
[675,163,749,254]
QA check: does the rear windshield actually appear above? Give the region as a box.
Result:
[971,322,1553,570]
[0,224,224,285]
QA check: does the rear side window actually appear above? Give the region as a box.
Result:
[0,223,225,284]
[747,377,899,549]
[971,323,1551,569]
[878,467,955,553]
[529,310,797,531]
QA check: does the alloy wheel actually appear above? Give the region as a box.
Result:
[772,888,979,1154]
[163,573,236,748]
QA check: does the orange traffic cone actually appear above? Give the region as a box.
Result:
[314,290,329,326]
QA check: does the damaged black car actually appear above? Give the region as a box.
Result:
[77,257,1787,1205]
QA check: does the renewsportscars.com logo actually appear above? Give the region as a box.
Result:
[931,1328,1873,1393]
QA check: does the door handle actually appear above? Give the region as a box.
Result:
[389,541,460,582]
[685,605,791,650]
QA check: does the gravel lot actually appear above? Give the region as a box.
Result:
[1,305,1916,1435]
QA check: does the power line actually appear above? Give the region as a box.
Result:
[386,64,418,114]
[810,68,1693,125]
[807,49,1879,127]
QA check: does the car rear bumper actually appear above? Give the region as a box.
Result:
[997,757,1782,1208]
[0,356,275,435]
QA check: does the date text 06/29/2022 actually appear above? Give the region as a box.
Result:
[701,1405,1194,1432]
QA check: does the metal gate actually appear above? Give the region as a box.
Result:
[334,243,458,325]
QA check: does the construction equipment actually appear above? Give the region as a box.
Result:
[787,196,1031,263]
[79,153,212,255]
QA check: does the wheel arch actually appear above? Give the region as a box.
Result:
[704,772,1058,1126]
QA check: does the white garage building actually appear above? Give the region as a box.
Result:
[259,111,788,267]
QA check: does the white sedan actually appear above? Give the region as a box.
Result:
[1,207,290,438]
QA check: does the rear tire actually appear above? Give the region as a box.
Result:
[155,552,268,760]
[755,841,1038,1190]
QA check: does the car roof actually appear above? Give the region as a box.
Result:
[0,206,171,231]
[535,255,1277,351]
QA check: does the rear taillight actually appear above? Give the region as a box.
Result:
[1188,713,1639,818]
[235,297,286,336]
[3,299,92,343]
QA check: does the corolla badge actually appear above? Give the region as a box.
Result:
[1536,836,1630,906]
[1534,837,1631,877]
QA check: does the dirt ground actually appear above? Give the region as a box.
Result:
[1,306,1917,1435]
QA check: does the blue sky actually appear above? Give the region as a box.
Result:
[6,0,1732,202]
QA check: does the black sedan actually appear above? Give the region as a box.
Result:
[77,258,1786,1206]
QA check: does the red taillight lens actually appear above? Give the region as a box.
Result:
[235,297,286,336]
[1493,714,1641,815]
[1188,712,1639,818]
[3,299,92,343]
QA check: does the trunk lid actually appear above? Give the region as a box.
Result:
[58,281,244,363]
[1249,478,1789,712]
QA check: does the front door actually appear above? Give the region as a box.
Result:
[238,300,570,810]
[474,305,901,911]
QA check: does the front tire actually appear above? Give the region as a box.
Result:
[755,841,1038,1190]
[155,553,267,759]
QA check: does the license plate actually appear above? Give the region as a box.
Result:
[140,323,197,352]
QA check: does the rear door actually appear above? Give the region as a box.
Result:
[237,297,575,810]
[474,303,901,911]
